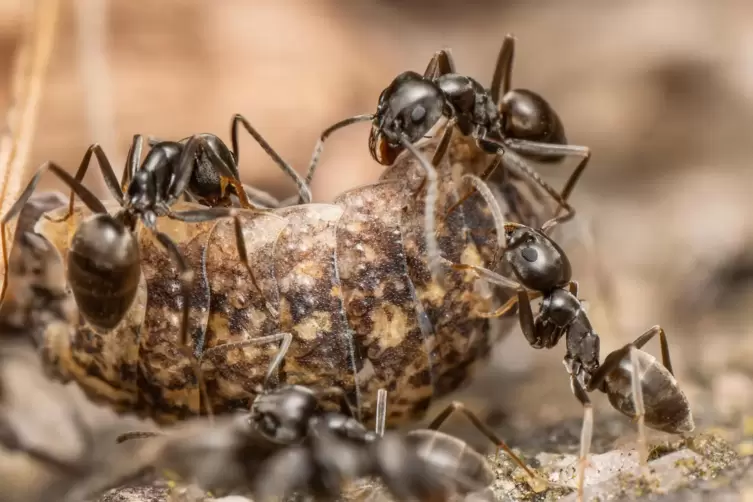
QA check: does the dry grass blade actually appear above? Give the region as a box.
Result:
[0,0,60,294]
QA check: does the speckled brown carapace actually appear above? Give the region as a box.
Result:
[30,129,547,428]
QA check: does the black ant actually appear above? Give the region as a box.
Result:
[452,220,694,499]
[0,150,265,418]
[146,113,312,208]
[300,35,590,282]
[121,336,549,500]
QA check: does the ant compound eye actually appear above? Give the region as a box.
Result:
[257,412,280,436]
[522,247,538,263]
[410,105,427,123]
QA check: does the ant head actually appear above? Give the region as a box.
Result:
[250,385,318,445]
[502,223,572,292]
[67,214,141,331]
[601,348,694,434]
[125,170,155,214]
[500,89,567,146]
[369,71,446,165]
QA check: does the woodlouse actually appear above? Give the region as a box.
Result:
[29,132,552,427]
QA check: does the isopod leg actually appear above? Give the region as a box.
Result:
[0,162,108,302]
[490,34,515,106]
[231,113,313,205]
[571,376,593,502]
[426,401,546,488]
[303,113,375,199]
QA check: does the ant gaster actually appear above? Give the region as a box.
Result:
[454,221,694,499]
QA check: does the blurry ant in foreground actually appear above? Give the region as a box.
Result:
[146,113,312,208]
[120,346,550,500]
[452,218,694,500]
[301,34,590,281]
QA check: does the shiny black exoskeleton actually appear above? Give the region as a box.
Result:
[490,222,692,432]
[247,384,548,501]
[458,221,694,453]
[366,35,591,226]
[0,148,244,356]
[140,383,508,501]
[454,220,694,497]
[300,35,593,278]
[148,113,312,208]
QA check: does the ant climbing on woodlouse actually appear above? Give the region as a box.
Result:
[146,113,312,208]
[0,150,272,419]
[451,218,694,499]
[301,34,590,282]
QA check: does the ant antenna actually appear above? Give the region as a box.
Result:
[303,113,375,199]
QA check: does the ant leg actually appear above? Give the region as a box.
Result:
[375,388,387,437]
[120,134,144,193]
[45,142,127,225]
[398,136,445,285]
[303,113,375,197]
[503,138,591,211]
[412,116,456,197]
[1,162,108,301]
[490,34,515,105]
[167,207,278,317]
[146,135,166,147]
[116,431,163,444]
[231,113,312,204]
[630,325,673,375]
[444,157,502,219]
[427,401,547,489]
[230,212,278,317]
[495,144,577,234]
[630,346,649,466]
[150,230,214,423]
[201,332,293,391]
[449,262,546,323]
[423,48,456,80]
[571,376,594,502]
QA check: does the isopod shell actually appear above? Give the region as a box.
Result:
[33,132,547,427]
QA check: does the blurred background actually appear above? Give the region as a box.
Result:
[2,0,753,452]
